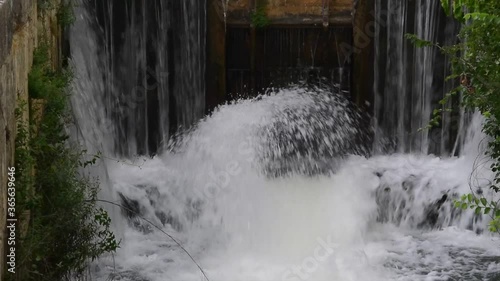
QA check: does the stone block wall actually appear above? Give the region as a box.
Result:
[0,0,37,277]
[0,0,61,277]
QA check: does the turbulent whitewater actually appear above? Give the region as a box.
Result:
[76,90,500,281]
[67,0,500,280]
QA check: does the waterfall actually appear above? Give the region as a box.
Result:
[373,0,461,155]
[67,0,500,280]
[70,0,206,157]
[80,90,499,281]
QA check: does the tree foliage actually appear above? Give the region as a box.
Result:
[437,0,500,233]
[11,45,119,281]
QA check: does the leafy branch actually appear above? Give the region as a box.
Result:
[455,194,500,233]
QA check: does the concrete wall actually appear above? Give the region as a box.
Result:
[0,0,61,278]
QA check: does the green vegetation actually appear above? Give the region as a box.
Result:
[57,1,76,27]
[11,1,116,277]
[36,0,52,12]
[406,0,500,234]
[12,45,119,280]
[250,1,270,28]
[441,0,500,234]
[37,0,75,27]
[410,0,500,233]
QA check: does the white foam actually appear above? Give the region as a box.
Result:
[90,93,499,281]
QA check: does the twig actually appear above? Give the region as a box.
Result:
[95,199,210,281]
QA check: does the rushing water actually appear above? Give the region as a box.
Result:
[70,0,205,156]
[373,0,461,155]
[84,94,500,281]
[68,0,500,280]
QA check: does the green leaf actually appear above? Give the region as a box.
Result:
[485,207,491,215]
[440,0,450,16]
[405,33,434,48]
[490,224,497,233]
[475,206,482,214]
[453,2,464,20]
[464,12,500,23]
[468,193,474,203]
[481,198,488,206]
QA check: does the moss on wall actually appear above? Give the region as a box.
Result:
[0,0,63,278]
[221,0,353,25]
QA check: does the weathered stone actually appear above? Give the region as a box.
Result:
[0,0,60,278]
[0,0,13,66]
[0,0,37,276]
[12,0,34,28]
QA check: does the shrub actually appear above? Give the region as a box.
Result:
[438,0,500,233]
[12,45,119,280]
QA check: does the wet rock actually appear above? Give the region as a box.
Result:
[118,192,142,219]
[418,194,448,229]
[375,184,393,223]
[120,185,187,232]
[118,192,153,234]
[155,211,168,225]
[402,175,416,191]
[108,270,150,281]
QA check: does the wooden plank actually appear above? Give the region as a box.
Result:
[214,0,353,26]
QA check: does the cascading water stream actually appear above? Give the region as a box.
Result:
[83,92,499,281]
[373,0,461,155]
[68,0,500,280]
[70,0,205,157]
